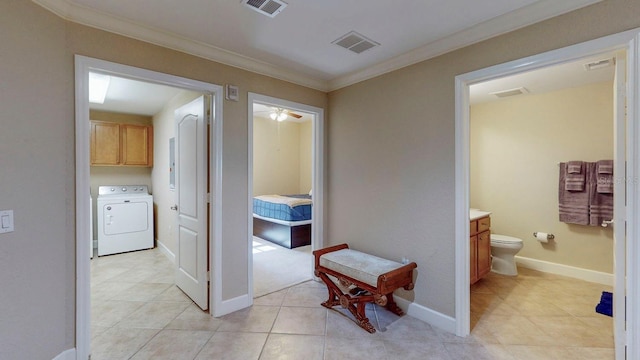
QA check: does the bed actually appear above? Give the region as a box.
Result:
[253,194,312,249]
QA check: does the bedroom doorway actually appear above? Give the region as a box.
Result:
[247,93,325,299]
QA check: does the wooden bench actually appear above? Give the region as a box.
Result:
[313,244,417,333]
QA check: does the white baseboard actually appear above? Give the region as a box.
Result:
[515,256,613,286]
[52,348,75,360]
[157,240,175,263]
[394,296,456,334]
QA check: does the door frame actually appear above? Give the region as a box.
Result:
[74,55,224,360]
[454,29,640,358]
[247,93,325,300]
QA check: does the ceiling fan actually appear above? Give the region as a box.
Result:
[256,107,304,122]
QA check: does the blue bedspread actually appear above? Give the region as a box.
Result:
[253,194,312,221]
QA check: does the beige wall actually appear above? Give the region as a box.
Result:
[299,121,313,194]
[327,0,640,318]
[0,1,326,358]
[151,91,202,255]
[0,2,72,359]
[470,82,614,273]
[3,0,640,357]
[66,22,327,309]
[253,116,303,196]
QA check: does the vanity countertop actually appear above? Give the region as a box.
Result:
[470,209,491,221]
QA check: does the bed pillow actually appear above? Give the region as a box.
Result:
[309,189,312,196]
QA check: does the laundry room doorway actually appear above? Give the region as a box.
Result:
[74,55,224,359]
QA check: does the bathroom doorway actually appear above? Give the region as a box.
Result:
[455,29,640,359]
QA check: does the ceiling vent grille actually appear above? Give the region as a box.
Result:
[584,58,614,71]
[490,87,529,98]
[332,31,380,54]
[243,0,287,18]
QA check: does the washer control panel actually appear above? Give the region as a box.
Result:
[98,185,149,196]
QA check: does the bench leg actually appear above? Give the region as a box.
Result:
[385,293,404,316]
[317,272,376,333]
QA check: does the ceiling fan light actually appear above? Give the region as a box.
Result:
[269,109,288,121]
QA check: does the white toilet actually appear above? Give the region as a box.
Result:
[490,234,524,276]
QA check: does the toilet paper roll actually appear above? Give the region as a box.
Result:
[535,232,549,243]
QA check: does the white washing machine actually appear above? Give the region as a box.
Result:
[97,185,154,256]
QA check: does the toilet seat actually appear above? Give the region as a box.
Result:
[490,234,523,245]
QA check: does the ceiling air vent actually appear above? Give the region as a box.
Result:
[243,0,287,18]
[584,58,614,71]
[332,31,380,54]
[490,87,529,98]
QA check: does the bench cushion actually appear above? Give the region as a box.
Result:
[319,249,403,287]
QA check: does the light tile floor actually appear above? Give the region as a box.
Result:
[91,248,615,359]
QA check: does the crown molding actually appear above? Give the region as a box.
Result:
[33,0,601,93]
[32,0,330,92]
[327,0,602,91]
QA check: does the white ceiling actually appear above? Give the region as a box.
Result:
[470,52,616,104]
[34,0,600,91]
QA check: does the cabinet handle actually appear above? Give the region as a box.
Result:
[170,205,178,211]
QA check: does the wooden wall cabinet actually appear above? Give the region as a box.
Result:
[470,215,491,284]
[90,121,153,167]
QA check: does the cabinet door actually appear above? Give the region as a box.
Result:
[477,230,492,279]
[470,235,478,284]
[91,121,120,165]
[122,124,152,166]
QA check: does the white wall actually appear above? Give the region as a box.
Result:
[151,91,202,255]
[470,81,614,273]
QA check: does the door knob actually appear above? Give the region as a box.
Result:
[171,205,178,211]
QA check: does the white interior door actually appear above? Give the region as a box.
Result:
[613,53,627,359]
[175,95,208,310]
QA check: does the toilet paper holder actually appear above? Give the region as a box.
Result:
[533,232,555,240]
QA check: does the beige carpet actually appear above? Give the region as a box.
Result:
[252,236,313,298]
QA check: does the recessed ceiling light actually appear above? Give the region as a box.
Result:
[89,72,111,104]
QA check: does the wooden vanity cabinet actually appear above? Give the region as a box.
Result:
[470,215,491,284]
[91,121,153,167]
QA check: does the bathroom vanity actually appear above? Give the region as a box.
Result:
[470,210,491,284]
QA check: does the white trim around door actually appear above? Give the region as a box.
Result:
[454,29,640,359]
[247,93,325,301]
[74,55,223,360]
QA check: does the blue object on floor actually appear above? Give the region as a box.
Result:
[596,291,613,317]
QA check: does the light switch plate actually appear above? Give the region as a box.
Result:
[0,210,14,233]
[225,84,239,101]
